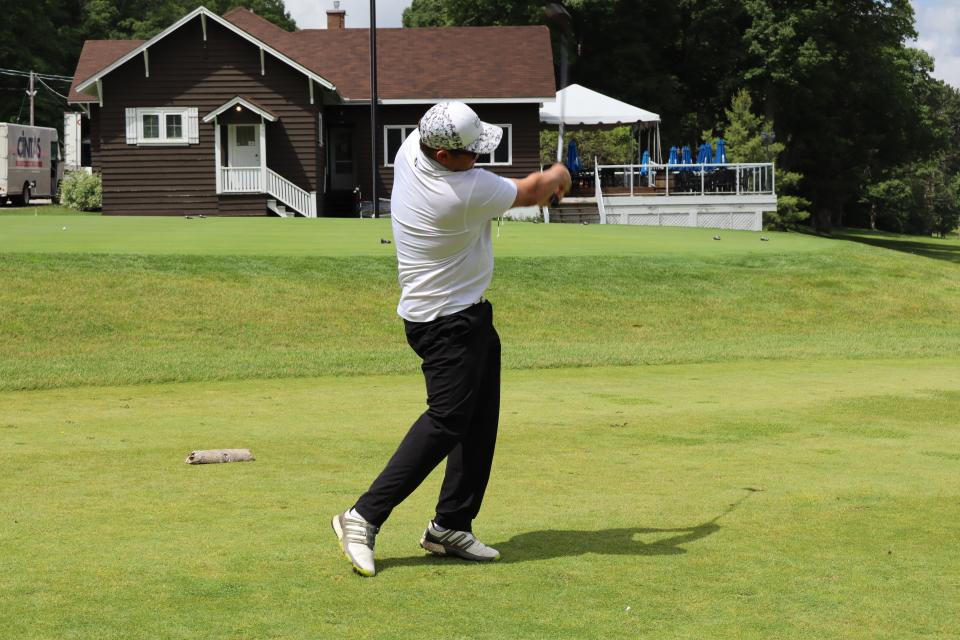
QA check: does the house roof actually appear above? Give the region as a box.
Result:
[69,7,336,104]
[69,6,556,104]
[224,7,556,102]
[69,40,143,103]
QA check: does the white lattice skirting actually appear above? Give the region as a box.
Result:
[600,195,777,232]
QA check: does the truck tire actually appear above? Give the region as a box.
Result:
[11,184,31,207]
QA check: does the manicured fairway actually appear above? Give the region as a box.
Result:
[2,212,958,637]
[1,359,958,639]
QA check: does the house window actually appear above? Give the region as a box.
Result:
[136,107,188,144]
[165,114,183,139]
[142,114,160,139]
[384,123,512,167]
[477,124,511,166]
[384,125,417,166]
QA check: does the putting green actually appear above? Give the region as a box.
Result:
[0,215,831,257]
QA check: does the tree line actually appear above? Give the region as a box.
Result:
[2,0,956,234]
[406,0,960,235]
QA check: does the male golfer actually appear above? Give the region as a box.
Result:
[333,102,571,577]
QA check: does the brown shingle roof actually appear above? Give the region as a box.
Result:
[225,7,555,100]
[69,40,143,102]
[70,8,555,103]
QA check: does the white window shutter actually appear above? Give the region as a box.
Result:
[187,108,199,144]
[125,108,138,144]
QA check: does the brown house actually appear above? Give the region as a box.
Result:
[67,6,556,217]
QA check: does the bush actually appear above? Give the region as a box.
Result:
[60,171,102,212]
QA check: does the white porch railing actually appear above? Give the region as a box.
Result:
[266,168,316,218]
[596,162,776,197]
[221,167,262,193]
[219,166,316,217]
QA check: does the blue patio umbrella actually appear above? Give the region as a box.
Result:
[681,145,693,170]
[566,138,582,174]
[714,138,727,164]
[696,143,712,165]
[640,149,650,176]
[668,145,678,166]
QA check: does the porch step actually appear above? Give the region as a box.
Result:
[267,198,294,218]
[549,201,600,224]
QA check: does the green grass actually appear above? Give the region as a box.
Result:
[833,227,960,264]
[0,204,95,216]
[0,213,837,256]
[1,211,959,637]
[1,221,958,391]
[1,359,958,638]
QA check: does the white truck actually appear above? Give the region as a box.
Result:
[0,123,64,205]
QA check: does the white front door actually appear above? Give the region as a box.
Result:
[229,124,260,167]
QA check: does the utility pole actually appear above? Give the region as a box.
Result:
[369,0,379,218]
[28,71,37,126]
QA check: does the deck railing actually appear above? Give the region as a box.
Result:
[595,162,776,198]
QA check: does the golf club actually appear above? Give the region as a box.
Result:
[545,2,573,207]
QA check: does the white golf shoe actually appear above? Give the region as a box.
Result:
[419,521,500,562]
[332,510,378,577]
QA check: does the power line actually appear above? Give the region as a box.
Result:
[36,76,70,101]
[0,67,73,82]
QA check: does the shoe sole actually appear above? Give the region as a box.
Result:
[420,535,500,562]
[331,515,375,577]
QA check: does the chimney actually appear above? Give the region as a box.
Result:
[327,1,346,29]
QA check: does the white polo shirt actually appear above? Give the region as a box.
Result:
[390,130,518,323]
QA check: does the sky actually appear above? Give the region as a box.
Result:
[286,0,958,89]
[284,0,412,29]
[911,0,960,88]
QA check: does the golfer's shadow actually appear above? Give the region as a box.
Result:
[378,521,720,571]
[379,489,759,571]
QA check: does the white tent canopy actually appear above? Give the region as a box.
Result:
[539,84,660,127]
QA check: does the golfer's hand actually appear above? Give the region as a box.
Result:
[547,164,572,206]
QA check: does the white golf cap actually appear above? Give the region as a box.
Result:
[418,102,503,154]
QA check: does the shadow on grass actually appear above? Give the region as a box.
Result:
[830,228,960,265]
[379,489,761,572]
[378,524,720,573]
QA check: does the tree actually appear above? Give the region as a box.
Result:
[403,0,543,27]
[539,126,637,168]
[722,89,809,229]
[741,0,931,233]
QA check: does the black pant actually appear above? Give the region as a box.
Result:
[353,300,501,532]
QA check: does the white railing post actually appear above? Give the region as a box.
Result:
[214,122,221,194]
[259,120,267,194]
[771,163,776,194]
[595,164,606,224]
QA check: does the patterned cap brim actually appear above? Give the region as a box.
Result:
[465,122,503,154]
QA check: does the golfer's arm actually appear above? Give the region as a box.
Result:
[511,164,571,208]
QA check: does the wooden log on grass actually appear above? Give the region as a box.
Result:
[185,449,255,464]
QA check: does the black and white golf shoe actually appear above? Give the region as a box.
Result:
[419,522,500,562]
